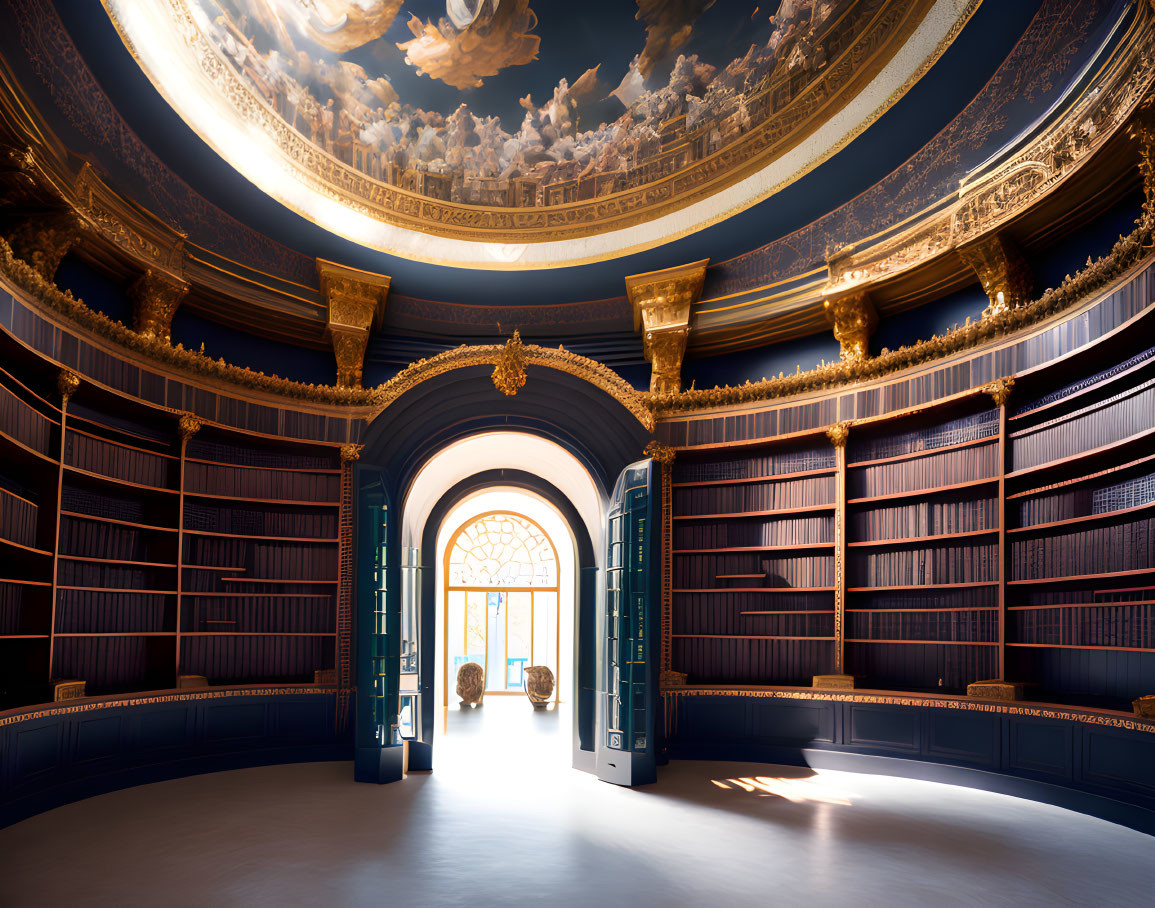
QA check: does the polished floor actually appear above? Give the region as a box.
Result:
[1,698,1150,907]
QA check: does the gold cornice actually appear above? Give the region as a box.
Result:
[101,0,949,261]
[627,259,708,395]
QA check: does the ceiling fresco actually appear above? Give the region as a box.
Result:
[103,0,974,268]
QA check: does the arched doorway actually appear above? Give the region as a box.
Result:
[442,511,562,705]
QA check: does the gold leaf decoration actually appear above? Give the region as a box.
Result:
[491,330,528,397]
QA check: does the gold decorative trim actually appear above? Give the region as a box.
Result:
[823,290,877,363]
[643,440,677,465]
[491,331,528,397]
[0,686,334,728]
[339,443,363,463]
[660,687,1155,733]
[627,260,708,394]
[826,420,853,449]
[371,340,653,431]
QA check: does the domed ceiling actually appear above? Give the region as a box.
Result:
[102,0,977,269]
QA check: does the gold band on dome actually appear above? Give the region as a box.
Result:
[100,0,973,269]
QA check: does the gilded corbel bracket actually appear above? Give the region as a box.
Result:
[317,259,390,389]
[956,233,1032,320]
[129,269,190,344]
[625,259,709,395]
[823,291,877,363]
[6,210,83,282]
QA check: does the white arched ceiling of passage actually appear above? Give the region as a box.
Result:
[401,431,605,561]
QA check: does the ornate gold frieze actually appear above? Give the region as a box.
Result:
[822,17,1155,299]
[317,259,390,389]
[6,211,82,281]
[983,377,1014,409]
[626,260,708,395]
[957,234,1032,319]
[129,269,189,344]
[491,330,528,396]
[650,213,1155,416]
[823,291,877,363]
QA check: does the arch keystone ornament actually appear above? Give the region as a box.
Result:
[317,259,391,389]
[626,260,709,395]
[492,330,528,396]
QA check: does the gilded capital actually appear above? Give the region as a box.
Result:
[956,234,1032,319]
[644,439,676,465]
[57,369,80,402]
[317,259,390,389]
[826,420,852,449]
[1130,102,1155,222]
[625,259,708,395]
[983,377,1014,408]
[6,211,83,282]
[178,412,202,439]
[823,291,877,363]
[339,443,363,463]
[129,269,189,344]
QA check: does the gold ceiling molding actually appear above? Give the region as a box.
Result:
[650,211,1155,416]
[103,0,946,255]
[822,8,1155,300]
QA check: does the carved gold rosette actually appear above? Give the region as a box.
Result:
[177,412,202,439]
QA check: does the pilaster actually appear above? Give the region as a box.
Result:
[129,268,190,344]
[6,211,83,282]
[823,291,877,363]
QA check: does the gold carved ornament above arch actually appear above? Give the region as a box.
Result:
[365,338,654,433]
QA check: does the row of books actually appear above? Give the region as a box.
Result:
[850,410,999,463]
[184,462,340,501]
[673,515,833,550]
[846,610,997,642]
[65,430,172,488]
[182,596,336,634]
[0,583,35,635]
[673,476,835,515]
[1016,471,1155,527]
[1014,343,1155,415]
[0,380,53,455]
[849,543,999,586]
[57,560,171,590]
[673,446,835,484]
[846,645,997,692]
[187,438,336,471]
[59,515,166,562]
[851,497,998,540]
[1011,587,1154,606]
[55,590,174,634]
[184,501,337,538]
[1010,605,1153,649]
[847,586,998,610]
[0,483,38,548]
[671,637,831,685]
[1011,517,1155,580]
[848,444,997,498]
[673,553,835,589]
[1012,380,1155,470]
[62,484,150,524]
[53,636,172,691]
[182,536,338,581]
[672,592,832,636]
[179,635,333,684]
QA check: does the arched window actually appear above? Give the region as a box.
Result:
[444,512,560,696]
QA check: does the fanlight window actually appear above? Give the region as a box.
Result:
[445,512,560,699]
[447,513,557,588]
